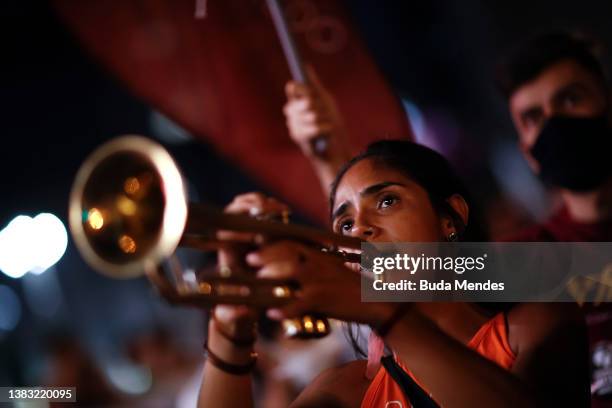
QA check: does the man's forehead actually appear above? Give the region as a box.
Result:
[510,59,598,111]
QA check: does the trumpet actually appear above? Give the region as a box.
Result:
[69,135,361,338]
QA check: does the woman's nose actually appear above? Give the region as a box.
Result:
[352,222,378,240]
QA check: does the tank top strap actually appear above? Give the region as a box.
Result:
[361,312,516,407]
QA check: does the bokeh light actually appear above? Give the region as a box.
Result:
[0,213,68,278]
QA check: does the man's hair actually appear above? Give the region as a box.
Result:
[496,31,608,99]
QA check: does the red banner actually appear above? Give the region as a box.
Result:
[53,0,411,222]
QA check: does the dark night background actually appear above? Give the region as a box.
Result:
[1,0,611,399]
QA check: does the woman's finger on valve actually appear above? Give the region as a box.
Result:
[219,193,290,242]
[219,193,266,241]
[246,241,308,269]
[265,284,312,320]
[229,193,289,217]
[255,260,298,280]
[225,192,268,214]
[266,301,306,321]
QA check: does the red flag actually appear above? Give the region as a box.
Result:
[53,0,412,222]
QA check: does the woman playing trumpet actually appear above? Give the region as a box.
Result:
[199,140,589,407]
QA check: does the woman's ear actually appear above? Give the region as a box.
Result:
[440,194,469,236]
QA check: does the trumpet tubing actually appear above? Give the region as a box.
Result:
[69,136,362,338]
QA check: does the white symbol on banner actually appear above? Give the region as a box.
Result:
[195,0,207,19]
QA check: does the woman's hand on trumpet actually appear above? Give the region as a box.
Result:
[246,241,394,328]
[212,193,292,346]
[217,192,290,247]
[216,191,291,278]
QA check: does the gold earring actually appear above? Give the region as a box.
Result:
[446,231,458,242]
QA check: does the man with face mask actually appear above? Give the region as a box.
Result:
[497,32,612,406]
[498,32,612,240]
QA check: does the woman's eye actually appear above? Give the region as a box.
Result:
[378,195,398,209]
[340,220,354,233]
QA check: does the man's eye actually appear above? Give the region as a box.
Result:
[378,195,398,209]
[561,92,581,108]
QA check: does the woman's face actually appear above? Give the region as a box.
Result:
[331,158,444,242]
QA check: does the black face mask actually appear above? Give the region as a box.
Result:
[530,115,612,191]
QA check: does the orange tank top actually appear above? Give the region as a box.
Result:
[361,313,516,408]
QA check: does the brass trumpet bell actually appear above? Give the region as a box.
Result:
[69,136,188,279]
[69,136,361,319]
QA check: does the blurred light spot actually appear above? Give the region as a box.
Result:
[0,285,22,331]
[149,110,192,144]
[195,0,207,19]
[124,177,141,196]
[116,196,137,216]
[402,99,462,158]
[273,286,291,298]
[303,316,314,332]
[106,363,152,395]
[0,216,36,278]
[88,208,104,230]
[118,235,137,254]
[316,320,326,333]
[283,320,299,337]
[199,281,212,294]
[402,99,427,144]
[30,214,69,275]
[182,268,197,288]
[0,213,68,278]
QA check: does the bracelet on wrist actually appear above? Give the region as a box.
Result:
[204,341,258,375]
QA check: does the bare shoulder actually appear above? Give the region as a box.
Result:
[505,304,590,405]
[290,360,371,408]
[508,302,583,332]
[507,302,585,354]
